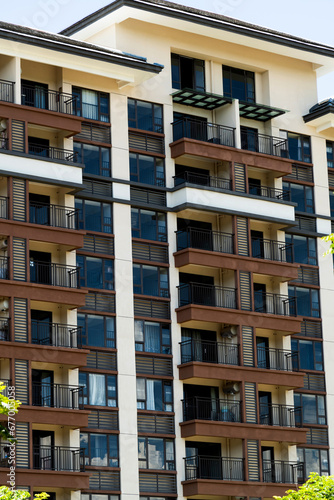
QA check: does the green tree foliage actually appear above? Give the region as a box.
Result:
[322,234,334,255]
[0,487,48,500]
[274,472,334,499]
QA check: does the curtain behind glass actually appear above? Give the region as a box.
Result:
[89,374,105,406]
[82,90,98,120]
[145,323,160,353]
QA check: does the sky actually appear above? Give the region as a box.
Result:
[2,0,334,101]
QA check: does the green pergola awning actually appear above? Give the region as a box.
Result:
[238,101,287,121]
[171,88,232,109]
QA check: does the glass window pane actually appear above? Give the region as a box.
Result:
[89,374,106,406]
[314,342,323,370]
[301,394,317,423]
[107,375,117,407]
[144,322,160,353]
[148,438,164,469]
[298,340,314,370]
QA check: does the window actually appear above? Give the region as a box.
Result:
[133,264,169,297]
[78,314,115,348]
[74,142,111,177]
[326,141,334,168]
[297,448,329,478]
[138,437,175,470]
[77,256,114,290]
[135,320,171,354]
[130,153,165,187]
[223,65,255,102]
[285,234,317,265]
[291,339,323,371]
[131,208,167,242]
[79,373,117,407]
[128,98,163,133]
[283,182,314,213]
[136,378,173,411]
[294,393,326,425]
[82,495,118,500]
[171,54,205,92]
[240,126,258,152]
[280,131,312,163]
[80,432,118,467]
[72,87,109,122]
[75,199,112,234]
[288,286,320,318]
[330,191,334,217]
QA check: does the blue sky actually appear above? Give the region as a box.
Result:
[3,0,334,100]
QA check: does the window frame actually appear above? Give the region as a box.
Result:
[130,152,165,187]
[283,181,314,213]
[326,140,334,168]
[138,436,175,470]
[288,285,320,318]
[75,198,113,234]
[79,372,117,407]
[134,320,171,354]
[74,141,111,177]
[280,131,312,163]
[128,98,163,133]
[297,448,329,478]
[222,65,255,103]
[136,378,173,412]
[285,234,317,266]
[72,86,110,122]
[131,208,167,242]
[133,263,169,298]
[81,432,118,467]
[78,313,116,349]
[291,338,323,371]
[294,393,326,425]
[171,53,205,92]
[77,255,114,290]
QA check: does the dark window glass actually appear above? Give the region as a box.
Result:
[82,495,119,500]
[131,208,167,242]
[297,448,329,478]
[329,191,334,217]
[283,182,314,213]
[130,153,165,187]
[291,339,323,371]
[281,131,311,163]
[72,87,109,122]
[135,320,171,354]
[80,432,118,467]
[77,255,114,290]
[79,372,117,407]
[326,141,334,168]
[75,199,112,233]
[74,142,111,177]
[285,234,317,265]
[128,98,163,133]
[21,80,48,109]
[289,286,320,318]
[78,313,115,348]
[136,378,173,412]
[133,264,169,297]
[171,54,205,92]
[138,437,175,470]
[223,65,255,102]
[294,393,326,425]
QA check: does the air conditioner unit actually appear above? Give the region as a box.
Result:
[0,120,7,132]
[0,239,8,249]
[221,325,237,338]
[0,299,9,311]
[223,382,240,395]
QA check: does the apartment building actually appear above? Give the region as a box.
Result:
[0,1,334,500]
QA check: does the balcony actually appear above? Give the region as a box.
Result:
[31,320,81,348]
[172,117,235,147]
[21,84,77,115]
[0,80,14,103]
[176,228,234,254]
[241,129,288,158]
[32,382,83,409]
[180,339,239,366]
[0,379,10,397]
[262,460,303,484]
[249,182,289,200]
[184,455,244,481]
[0,257,9,280]
[174,171,232,190]
[178,283,237,309]
[0,319,9,341]
[0,197,8,219]
[254,291,296,316]
[259,403,301,427]
[29,202,79,230]
[30,261,80,288]
[251,237,292,262]
[183,398,242,423]
[28,142,78,163]
[257,346,297,371]
[33,445,84,472]
[0,443,10,467]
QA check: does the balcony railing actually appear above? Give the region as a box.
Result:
[21,84,77,115]
[33,445,85,471]
[0,79,14,103]
[184,455,244,481]
[173,171,232,190]
[172,117,235,148]
[241,130,289,158]
[0,138,8,151]
[0,257,9,280]
[0,379,11,397]
[178,283,237,309]
[251,238,292,262]
[28,143,78,163]
[0,197,8,219]
[259,404,301,427]
[0,319,9,341]
[183,397,242,423]
[254,291,297,316]
[0,442,10,467]
[30,202,79,229]
[257,346,298,371]
[32,382,84,409]
[30,261,80,288]
[176,228,234,254]
[262,460,304,484]
[31,320,81,348]
[249,183,289,200]
[180,339,239,366]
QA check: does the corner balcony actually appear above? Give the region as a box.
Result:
[29,202,79,230]
[182,455,304,498]
[31,320,81,348]
[30,261,80,288]
[21,84,77,116]
[174,228,298,280]
[33,445,84,472]
[170,117,294,176]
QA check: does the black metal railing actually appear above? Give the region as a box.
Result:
[0,79,14,103]
[28,143,78,163]
[259,404,301,427]
[30,261,80,288]
[0,442,11,467]
[30,202,79,229]
[249,183,289,200]
[241,130,289,158]
[172,117,235,147]
[262,460,304,484]
[176,228,234,254]
[251,238,292,262]
[184,455,244,481]
[0,257,9,280]
[21,84,77,115]
[33,445,85,471]
[32,382,84,409]
[0,197,8,219]
[31,320,81,348]
[0,379,11,397]
[257,346,298,371]
[178,283,237,309]
[254,292,296,316]
[0,319,9,341]
[173,171,232,190]
[183,397,242,423]
[0,138,9,151]
[180,339,239,366]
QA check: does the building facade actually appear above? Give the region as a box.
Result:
[0,2,334,500]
